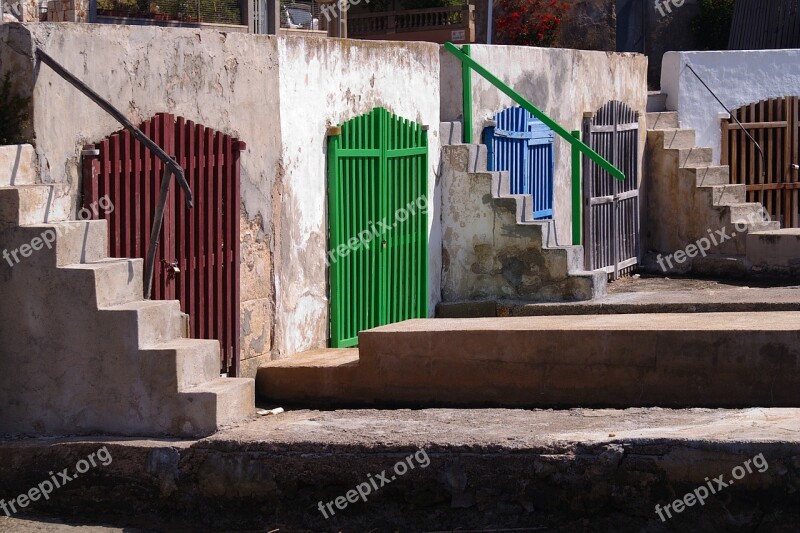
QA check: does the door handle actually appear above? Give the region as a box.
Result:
[792,164,799,170]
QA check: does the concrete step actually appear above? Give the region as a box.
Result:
[647,128,695,150]
[62,258,144,308]
[698,184,746,206]
[672,147,713,168]
[439,121,463,145]
[104,299,184,349]
[646,90,667,112]
[4,407,800,530]
[0,144,36,186]
[1,220,109,268]
[747,229,800,269]
[180,377,255,433]
[681,165,731,187]
[259,312,800,408]
[0,185,69,229]
[141,338,222,391]
[438,287,800,317]
[646,111,679,130]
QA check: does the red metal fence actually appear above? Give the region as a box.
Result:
[82,113,244,375]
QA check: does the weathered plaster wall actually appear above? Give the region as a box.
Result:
[273,37,441,358]
[440,44,648,244]
[661,50,800,165]
[6,23,282,377]
[2,24,442,374]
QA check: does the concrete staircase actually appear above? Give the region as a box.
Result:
[645,101,799,275]
[440,121,607,302]
[0,144,254,437]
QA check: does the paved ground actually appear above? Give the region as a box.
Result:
[2,408,799,531]
[0,517,131,532]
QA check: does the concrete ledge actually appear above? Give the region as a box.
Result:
[0,408,798,530]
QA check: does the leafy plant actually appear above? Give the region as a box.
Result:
[496,0,569,47]
[0,72,31,145]
[692,0,736,50]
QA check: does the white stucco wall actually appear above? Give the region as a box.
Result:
[1,24,442,368]
[661,50,800,165]
[274,37,441,357]
[441,45,648,244]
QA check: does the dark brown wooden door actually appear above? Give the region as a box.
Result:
[722,96,800,228]
[81,113,243,375]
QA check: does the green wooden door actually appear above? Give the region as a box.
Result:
[328,107,429,348]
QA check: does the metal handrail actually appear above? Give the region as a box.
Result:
[34,47,193,299]
[444,42,625,182]
[444,42,625,244]
[685,63,767,206]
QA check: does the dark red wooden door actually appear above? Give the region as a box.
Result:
[82,113,243,375]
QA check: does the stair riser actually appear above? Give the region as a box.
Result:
[0,221,109,269]
[699,185,746,206]
[649,129,696,150]
[673,148,713,168]
[439,121,463,146]
[646,112,679,130]
[681,166,731,187]
[141,340,221,392]
[747,232,800,267]
[104,302,183,349]
[353,326,800,407]
[0,145,36,186]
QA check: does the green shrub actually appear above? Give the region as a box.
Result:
[692,0,736,50]
[0,73,31,146]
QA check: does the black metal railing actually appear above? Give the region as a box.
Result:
[685,63,768,206]
[34,47,193,299]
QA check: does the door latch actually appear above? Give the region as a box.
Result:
[792,164,799,170]
[162,260,180,277]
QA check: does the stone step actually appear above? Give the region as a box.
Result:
[646,90,667,112]
[646,111,679,130]
[437,287,800,317]
[3,407,800,530]
[180,377,255,433]
[0,184,73,228]
[258,312,800,408]
[0,144,36,186]
[698,184,746,206]
[673,147,714,168]
[647,128,696,150]
[747,229,800,269]
[439,121,463,145]
[1,220,109,268]
[681,165,731,187]
[62,258,144,308]
[104,299,184,349]
[141,338,222,391]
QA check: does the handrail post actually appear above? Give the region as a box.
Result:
[571,131,582,246]
[144,165,173,300]
[461,44,473,143]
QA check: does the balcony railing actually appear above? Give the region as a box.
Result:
[349,4,474,43]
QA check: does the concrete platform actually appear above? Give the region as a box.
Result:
[258,312,800,408]
[1,408,799,531]
[437,286,800,318]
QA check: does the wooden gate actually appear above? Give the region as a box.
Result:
[721,96,800,228]
[483,106,555,219]
[582,101,640,280]
[81,113,244,375]
[327,107,429,348]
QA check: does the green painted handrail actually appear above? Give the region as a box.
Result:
[445,42,625,182]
